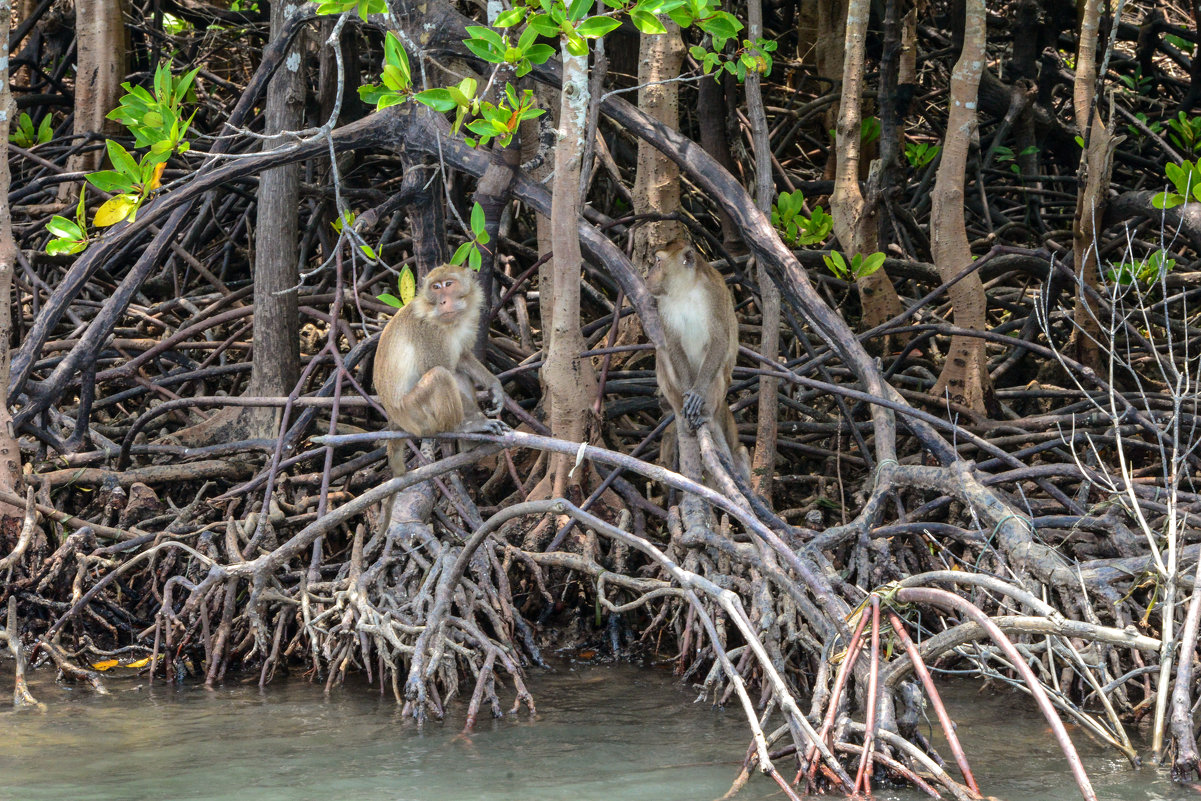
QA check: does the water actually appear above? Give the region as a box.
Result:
[0,662,1193,801]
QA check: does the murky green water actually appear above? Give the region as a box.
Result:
[0,662,1193,801]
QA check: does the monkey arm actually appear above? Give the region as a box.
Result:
[457,352,505,416]
[682,329,732,427]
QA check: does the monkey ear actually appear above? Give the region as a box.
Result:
[683,248,695,268]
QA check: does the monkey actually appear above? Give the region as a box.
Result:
[647,239,751,480]
[373,263,506,477]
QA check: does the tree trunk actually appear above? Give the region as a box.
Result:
[746,0,779,501]
[1069,0,1118,371]
[615,24,686,356]
[696,71,741,250]
[829,0,905,333]
[179,1,305,446]
[63,0,126,180]
[541,47,599,498]
[814,0,845,182]
[0,0,26,520]
[929,0,992,413]
[630,24,686,265]
[246,0,305,432]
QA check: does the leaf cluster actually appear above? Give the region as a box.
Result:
[771,191,831,247]
[1107,250,1177,287]
[10,113,53,148]
[823,251,885,282]
[358,32,413,109]
[106,62,200,154]
[451,202,492,271]
[1153,160,1201,209]
[315,0,386,21]
[46,62,200,253]
[1167,112,1201,155]
[904,141,939,169]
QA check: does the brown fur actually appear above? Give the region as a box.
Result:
[648,240,750,479]
[374,265,504,476]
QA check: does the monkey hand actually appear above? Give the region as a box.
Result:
[479,419,510,436]
[462,417,510,437]
[485,383,505,417]
[682,391,706,428]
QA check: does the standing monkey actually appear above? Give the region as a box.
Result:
[648,240,750,478]
[374,264,505,476]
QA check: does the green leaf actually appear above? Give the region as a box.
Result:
[525,43,556,63]
[378,293,403,308]
[377,92,406,110]
[567,0,594,21]
[175,66,201,103]
[495,7,528,26]
[107,140,139,178]
[86,170,135,193]
[577,16,621,37]
[468,245,482,270]
[1152,192,1183,210]
[75,191,88,229]
[565,35,589,56]
[46,237,87,256]
[528,13,560,35]
[823,252,848,279]
[466,25,506,48]
[154,63,170,102]
[451,241,473,265]
[36,114,54,144]
[470,201,486,235]
[856,252,886,279]
[629,8,666,33]
[46,215,83,240]
[465,37,506,62]
[415,88,458,112]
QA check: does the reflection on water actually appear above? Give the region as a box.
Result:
[0,662,1191,801]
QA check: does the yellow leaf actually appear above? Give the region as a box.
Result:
[147,162,166,191]
[91,659,118,670]
[94,194,138,227]
[125,657,152,668]
[399,266,416,306]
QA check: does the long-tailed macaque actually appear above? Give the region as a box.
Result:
[374,264,505,476]
[648,240,750,478]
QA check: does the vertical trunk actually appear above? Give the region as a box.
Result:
[0,0,27,519]
[472,45,519,359]
[696,71,741,250]
[745,0,778,501]
[247,1,305,432]
[400,153,448,278]
[615,25,686,356]
[829,0,905,333]
[929,0,992,413]
[630,25,686,265]
[1069,0,1117,371]
[473,143,519,357]
[64,0,126,178]
[543,48,599,497]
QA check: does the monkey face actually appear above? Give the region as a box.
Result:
[421,266,476,322]
[428,278,468,320]
[648,241,697,296]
